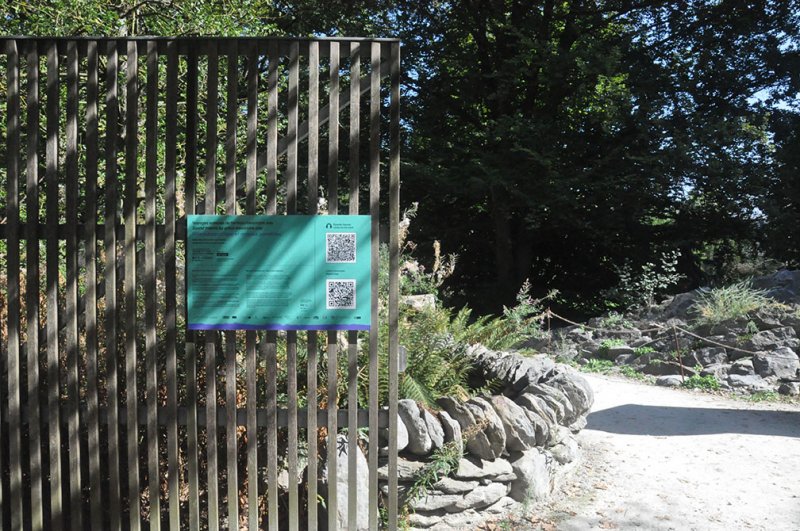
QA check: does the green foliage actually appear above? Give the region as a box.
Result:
[619,365,646,380]
[692,281,772,327]
[745,391,781,403]
[581,359,614,373]
[599,312,634,330]
[401,439,463,523]
[633,346,656,356]
[682,374,721,391]
[603,250,683,309]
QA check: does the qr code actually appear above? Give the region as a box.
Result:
[327,279,356,309]
[326,232,356,263]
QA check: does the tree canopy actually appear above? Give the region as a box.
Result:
[3,0,798,315]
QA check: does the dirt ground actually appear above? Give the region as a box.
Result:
[512,374,800,530]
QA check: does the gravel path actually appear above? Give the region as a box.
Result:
[533,374,800,530]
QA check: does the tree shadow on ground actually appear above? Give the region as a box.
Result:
[586,404,800,438]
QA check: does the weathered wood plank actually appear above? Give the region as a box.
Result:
[5,38,24,531]
[164,39,181,531]
[368,40,381,531]
[266,40,280,531]
[124,39,142,531]
[286,40,300,531]
[65,40,84,531]
[45,41,64,531]
[185,46,202,531]
[85,39,104,531]
[205,41,221,531]
[104,40,122,531]
[144,39,161,531]
[347,41,361,531]
[327,41,340,531]
[388,41,401,531]
[245,41,259,531]
[224,39,240,530]
[25,42,45,531]
[306,39,320,531]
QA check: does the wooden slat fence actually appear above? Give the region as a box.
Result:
[0,36,400,530]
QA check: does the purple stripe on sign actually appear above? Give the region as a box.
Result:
[188,323,370,331]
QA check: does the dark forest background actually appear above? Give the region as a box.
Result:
[4,0,799,317]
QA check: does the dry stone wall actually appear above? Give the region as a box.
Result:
[378,346,594,530]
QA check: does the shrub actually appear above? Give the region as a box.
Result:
[581,359,614,373]
[633,346,655,356]
[682,374,720,391]
[692,281,772,327]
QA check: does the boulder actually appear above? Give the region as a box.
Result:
[660,290,701,319]
[751,269,800,303]
[752,347,800,379]
[600,345,635,360]
[700,364,730,380]
[746,327,800,351]
[730,359,755,376]
[778,382,800,396]
[520,384,574,424]
[488,395,538,451]
[508,449,551,502]
[547,425,571,448]
[421,408,445,451]
[446,482,508,513]
[464,397,506,460]
[377,457,425,481]
[640,359,682,376]
[656,375,683,387]
[379,413,409,453]
[727,374,770,392]
[432,477,478,494]
[409,492,462,513]
[437,397,496,461]
[515,393,558,427]
[544,371,594,419]
[550,435,580,464]
[695,347,728,366]
[509,355,556,391]
[453,456,513,480]
[320,434,369,531]
[438,411,463,454]
[398,399,432,456]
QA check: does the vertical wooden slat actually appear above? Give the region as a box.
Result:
[45,41,64,531]
[104,40,122,531]
[388,41,401,531]
[85,39,104,531]
[245,42,259,531]
[144,40,161,531]
[185,47,202,531]
[327,41,340,531]
[286,40,300,531]
[204,42,220,531]
[26,42,45,531]
[65,40,84,531]
[5,38,24,531]
[367,41,381,531]
[224,39,239,530]
[164,39,181,531]
[266,40,279,531]
[347,41,361,531]
[306,40,320,531]
[124,39,141,531]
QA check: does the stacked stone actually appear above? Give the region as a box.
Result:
[377,347,594,530]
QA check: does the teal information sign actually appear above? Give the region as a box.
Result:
[187,215,371,331]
